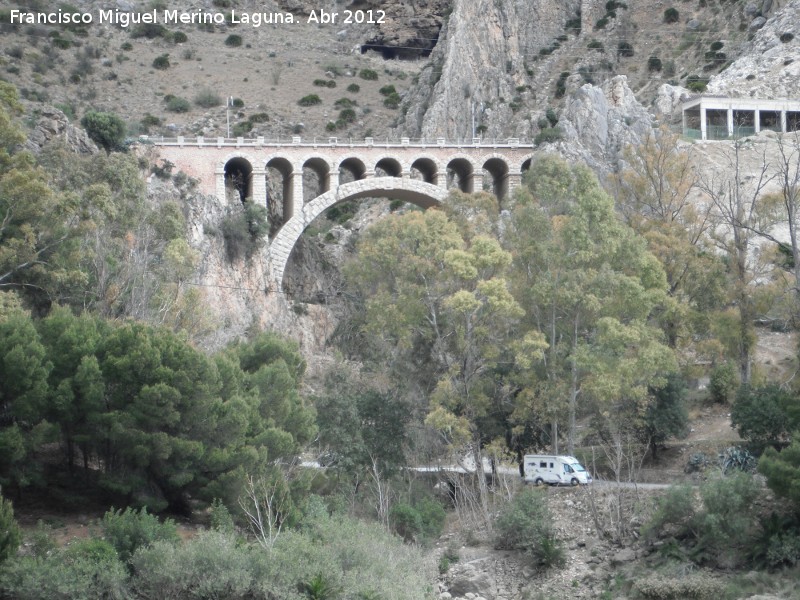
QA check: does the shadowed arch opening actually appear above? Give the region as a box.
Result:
[303,157,331,202]
[266,156,294,238]
[410,157,438,185]
[339,157,367,183]
[224,157,253,203]
[483,157,510,201]
[274,178,448,293]
[375,157,402,178]
[447,158,474,193]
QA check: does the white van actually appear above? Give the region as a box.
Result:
[523,455,592,486]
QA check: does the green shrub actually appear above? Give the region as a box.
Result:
[171,31,188,43]
[708,361,737,403]
[140,113,161,129]
[358,68,378,80]
[152,53,170,70]
[642,484,696,540]
[194,89,222,107]
[248,112,269,123]
[298,94,322,106]
[555,71,570,98]
[618,41,634,57]
[80,110,126,152]
[334,98,356,108]
[383,92,401,109]
[595,16,609,29]
[664,7,680,23]
[0,552,129,600]
[313,79,336,88]
[121,42,133,51]
[535,127,563,145]
[52,37,71,50]
[346,83,360,93]
[225,34,243,47]
[731,384,791,449]
[232,97,244,108]
[131,23,167,39]
[588,39,604,51]
[648,56,663,72]
[101,506,179,564]
[338,108,357,124]
[232,122,253,137]
[131,531,253,599]
[0,494,20,563]
[495,488,564,568]
[166,96,191,112]
[686,75,708,93]
[565,17,581,34]
[210,498,235,534]
[781,32,794,43]
[378,84,396,96]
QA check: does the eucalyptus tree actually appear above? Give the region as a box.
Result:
[507,156,676,454]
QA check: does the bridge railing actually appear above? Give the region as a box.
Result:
[135,135,535,149]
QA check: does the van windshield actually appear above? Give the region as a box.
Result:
[572,463,586,472]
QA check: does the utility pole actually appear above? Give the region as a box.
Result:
[226,96,233,138]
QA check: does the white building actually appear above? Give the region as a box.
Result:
[682,96,800,140]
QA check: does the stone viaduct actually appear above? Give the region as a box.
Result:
[148,136,535,291]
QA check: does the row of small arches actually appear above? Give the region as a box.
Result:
[222,152,535,206]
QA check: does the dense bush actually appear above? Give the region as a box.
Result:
[346,83,360,93]
[731,384,791,449]
[194,89,222,108]
[313,79,336,88]
[495,488,564,568]
[225,34,243,47]
[648,56,663,72]
[166,96,191,112]
[298,94,322,107]
[686,75,708,93]
[101,507,179,564]
[618,41,634,57]
[358,68,378,80]
[760,439,800,512]
[535,127,563,145]
[643,473,760,567]
[390,496,445,543]
[220,201,269,261]
[0,495,20,563]
[152,53,170,70]
[80,110,126,152]
[171,31,188,43]
[0,552,129,600]
[664,7,680,23]
[708,361,737,403]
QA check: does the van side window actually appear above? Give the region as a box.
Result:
[564,464,573,473]
[549,462,554,468]
[539,461,547,468]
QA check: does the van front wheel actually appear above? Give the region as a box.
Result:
[534,478,544,486]
[570,478,579,486]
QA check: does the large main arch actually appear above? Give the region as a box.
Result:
[268,177,449,290]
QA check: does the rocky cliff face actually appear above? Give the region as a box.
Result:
[401,0,580,140]
[277,0,449,58]
[707,0,800,98]
[555,75,654,174]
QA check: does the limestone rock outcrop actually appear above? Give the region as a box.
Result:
[707,0,800,98]
[23,107,99,155]
[555,75,653,174]
[400,0,581,140]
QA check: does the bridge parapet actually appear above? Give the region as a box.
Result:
[140,136,533,149]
